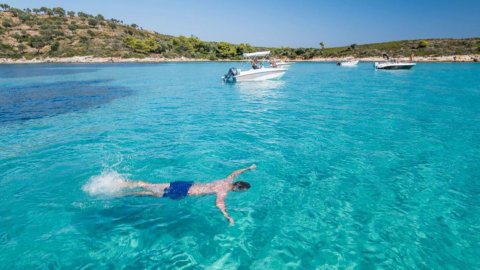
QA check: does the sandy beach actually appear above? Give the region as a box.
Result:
[1,55,478,64]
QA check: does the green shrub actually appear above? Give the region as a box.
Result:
[39,28,54,38]
[216,41,237,58]
[88,18,98,27]
[12,31,30,42]
[19,12,31,22]
[50,41,60,51]
[68,23,77,31]
[2,18,13,28]
[124,36,159,54]
[8,8,23,17]
[40,22,52,30]
[52,7,65,17]
[122,52,145,58]
[0,4,11,11]
[79,36,89,44]
[0,42,14,51]
[29,35,46,49]
[77,12,90,18]
[24,52,35,59]
[418,40,429,48]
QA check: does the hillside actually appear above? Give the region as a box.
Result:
[0,5,264,60]
[0,4,479,61]
[318,39,480,58]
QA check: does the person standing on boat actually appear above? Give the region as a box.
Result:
[269,59,278,68]
[251,57,261,69]
[120,165,256,225]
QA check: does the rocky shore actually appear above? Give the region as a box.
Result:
[0,56,211,64]
[0,54,478,64]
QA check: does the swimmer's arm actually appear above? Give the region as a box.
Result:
[216,193,234,225]
[226,164,256,182]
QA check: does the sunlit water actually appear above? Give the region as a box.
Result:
[1,62,479,269]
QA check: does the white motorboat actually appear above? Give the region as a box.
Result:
[337,60,359,67]
[222,51,287,83]
[274,60,293,69]
[374,54,415,70]
[374,62,416,70]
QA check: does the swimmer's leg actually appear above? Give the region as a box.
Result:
[143,184,168,197]
[122,180,151,189]
[122,191,159,197]
[121,181,168,196]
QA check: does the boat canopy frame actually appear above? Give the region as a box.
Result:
[243,51,271,58]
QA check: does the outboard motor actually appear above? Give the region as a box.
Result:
[223,67,239,83]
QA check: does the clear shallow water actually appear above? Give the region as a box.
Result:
[0,62,479,269]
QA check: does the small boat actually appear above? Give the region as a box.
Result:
[337,60,359,67]
[275,60,293,69]
[374,54,415,70]
[222,51,287,83]
[374,62,416,70]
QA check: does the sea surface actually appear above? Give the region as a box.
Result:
[0,62,479,269]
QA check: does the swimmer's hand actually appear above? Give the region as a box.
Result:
[227,164,256,180]
[227,217,234,225]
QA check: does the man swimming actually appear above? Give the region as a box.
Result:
[121,164,256,224]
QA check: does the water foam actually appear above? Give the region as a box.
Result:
[82,171,128,196]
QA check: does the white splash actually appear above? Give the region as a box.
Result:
[82,171,128,196]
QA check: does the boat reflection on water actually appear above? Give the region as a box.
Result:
[235,80,286,101]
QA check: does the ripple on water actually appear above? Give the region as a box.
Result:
[1,63,480,269]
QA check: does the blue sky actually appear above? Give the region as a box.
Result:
[4,0,480,47]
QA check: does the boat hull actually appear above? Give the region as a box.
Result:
[375,62,416,70]
[276,64,291,69]
[275,61,292,69]
[234,68,287,82]
[339,60,359,67]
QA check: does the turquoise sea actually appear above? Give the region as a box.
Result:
[0,62,479,269]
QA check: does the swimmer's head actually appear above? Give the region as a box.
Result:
[232,181,251,192]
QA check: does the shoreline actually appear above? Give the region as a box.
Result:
[0,54,478,64]
[297,54,479,63]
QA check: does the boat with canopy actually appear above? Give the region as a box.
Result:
[222,51,287,83]
[374,54,416,70]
